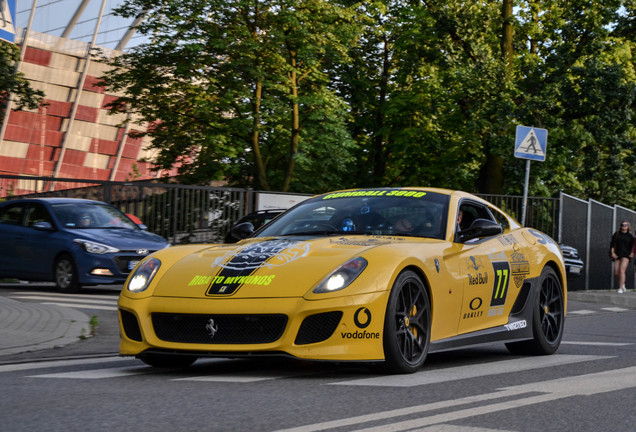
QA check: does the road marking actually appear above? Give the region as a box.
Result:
[410,427,512,432]
[329,354,610,387]
[11,291,118,300]
[601,307,630,312]
[41,302,117,311]
[0,356,126,373]
[275,366,636,432]
[561,341,632,346]
[29,366,154,379]
[174,368,328,383]
[9,293,119,310]
[10,295,117,305]
[568,310,596,315]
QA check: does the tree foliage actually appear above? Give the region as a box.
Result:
[101,0,636,207]
[0,41,44,123]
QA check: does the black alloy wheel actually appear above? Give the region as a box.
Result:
[383,270,431,374]
[506,266,564,355]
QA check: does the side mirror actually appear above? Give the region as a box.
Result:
[458,218,503,242]
[226,222,255,243]
[33,221,54,231]
[138,224,148,230]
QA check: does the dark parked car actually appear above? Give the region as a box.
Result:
[559,244,584,278]
[0,198,170,292]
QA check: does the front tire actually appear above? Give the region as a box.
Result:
[506,266,564,355]
[54,254,80,293]
[383,270,431,374]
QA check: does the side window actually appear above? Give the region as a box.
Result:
[489,207,511,231]
[25,203,53,227]
[0,205,24,226]
[458,202,492,231]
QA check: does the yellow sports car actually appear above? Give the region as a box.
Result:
[118,188,566,373]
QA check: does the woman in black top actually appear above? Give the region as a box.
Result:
[610,221,635,293]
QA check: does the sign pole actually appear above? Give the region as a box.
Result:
[514,125,548,227]
[521,159,531,226]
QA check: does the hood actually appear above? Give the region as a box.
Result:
[72,228,169,251]
[153,235,411,299]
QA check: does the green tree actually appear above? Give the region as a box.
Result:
[338,0,635,203]
[0,41,44,122]
[101,0,363,192]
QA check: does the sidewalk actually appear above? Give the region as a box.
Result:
[0,289,634,359]
[0,295,90,356]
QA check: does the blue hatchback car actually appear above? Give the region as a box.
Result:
[0,198,170,292]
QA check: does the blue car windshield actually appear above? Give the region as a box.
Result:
[52,202,139,230]
[257,190,450,239]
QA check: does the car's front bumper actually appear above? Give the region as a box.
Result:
[118,291,390,362]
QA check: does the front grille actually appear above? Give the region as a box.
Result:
[114,252,156,274]
[295,311,343,345]
[152,313,288,344]
[120,309,143,342]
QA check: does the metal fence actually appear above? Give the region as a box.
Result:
[1,174,633,290]
[0,175,254,244]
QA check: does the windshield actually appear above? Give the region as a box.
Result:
[257,189,450,239]
[52,202,139,230]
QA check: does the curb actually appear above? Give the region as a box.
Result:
[0,296,91,356]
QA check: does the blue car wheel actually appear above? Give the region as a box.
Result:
[55,253,80,293]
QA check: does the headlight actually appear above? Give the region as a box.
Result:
[313,257,368,293]
[74,239,119,254]
[127,257,161,293]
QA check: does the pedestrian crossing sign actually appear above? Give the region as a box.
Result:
[0,0,16,43]
[514,125,547,162]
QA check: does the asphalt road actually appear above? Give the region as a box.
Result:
[1,284,636,432]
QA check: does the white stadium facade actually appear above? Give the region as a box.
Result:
[0,0,178,185]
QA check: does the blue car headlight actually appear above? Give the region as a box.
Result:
[313,257,368,293]
[127,257,161,293]
[74,239,119,254]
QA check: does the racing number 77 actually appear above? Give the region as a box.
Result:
[490,262,511,307]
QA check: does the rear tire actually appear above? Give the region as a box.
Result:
[54,254,80,293]
[138,353,198,368]
[383,270,431,374]
[506,266,564,355]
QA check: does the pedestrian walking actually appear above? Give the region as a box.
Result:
[610,221,635,293]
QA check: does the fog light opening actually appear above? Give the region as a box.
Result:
[91,268,114,276]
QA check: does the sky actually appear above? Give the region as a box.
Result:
[14,0,142,51]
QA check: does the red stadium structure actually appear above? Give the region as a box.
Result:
[0,0,179,190]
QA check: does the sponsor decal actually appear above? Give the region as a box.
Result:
[488,307,504,317]
[213,239,309,271]
[466,256,484,271]
[504,320,527,331]
[341,307,379,339]
[322,190,426,200]
[463,297,484,319]
[190,274,276,287]
[510,251,530,288]
[498,234,517,247]
[470,297,483,310]
[467,272,489,285]
[207,239,305,295]
[329,237,392,247]
[340,330,380,339]
[528,228,556,246]
[354,307,372,329]
[490,261,511,307]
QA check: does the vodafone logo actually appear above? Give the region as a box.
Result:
[353,307,371,329]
